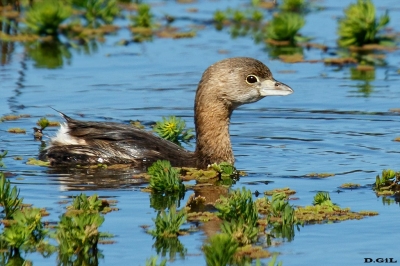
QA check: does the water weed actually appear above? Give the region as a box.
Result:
[266,12,305,44]
[153,116,194,146]
[25,0,71,36]
[149,205,187,238]
[131,4,154,28]
[374,169,400,196]
[215,187,258,226]
[148,160,185,193]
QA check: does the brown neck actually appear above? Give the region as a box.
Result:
[194,95,234,169]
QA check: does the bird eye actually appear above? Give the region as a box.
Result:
[246,75,258,84]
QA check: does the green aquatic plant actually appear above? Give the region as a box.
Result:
[0,175,23,219]
[148,160,185,193]
[153,116,194,146]
[374,169,400,195]
[72,0,120,27]
[215,187,258,226]
[36,117,50,130]
[2,208,52,253]
[338,0,390,47]
[68,193,104,212]
[312,192,337,209]
[221,218,258,246]
[209,162,238,180]
[269,192,297,226]
[203,233,238,266]
[56,211,104,258]
[131,3,153,28]
[149,205,187,238]
[256,192,299,243]
[25,0,72,36]
[281,0,307,12]
[266,12,305,43]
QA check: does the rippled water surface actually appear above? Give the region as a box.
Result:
[1,0,400,265]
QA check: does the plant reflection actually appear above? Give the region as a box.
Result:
[350,66,375,97]
[149,191,185,211]
[152,236,186,261]
[25,40,71,69]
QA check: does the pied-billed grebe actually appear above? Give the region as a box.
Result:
[40,57,293,169]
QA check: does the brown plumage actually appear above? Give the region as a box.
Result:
[40,57,293,169]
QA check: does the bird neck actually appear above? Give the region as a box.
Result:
[194,97,234,169]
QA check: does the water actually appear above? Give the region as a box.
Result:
[1,0,400,265]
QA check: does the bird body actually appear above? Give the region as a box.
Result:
[40,57,293,169]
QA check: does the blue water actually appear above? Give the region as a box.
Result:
[1,0,400,265]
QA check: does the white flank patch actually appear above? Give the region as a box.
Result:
[50,123,87,146]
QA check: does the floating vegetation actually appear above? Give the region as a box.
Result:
[0,114,30,122]
[264,187,296,196]
[265,12,305,45]
[337,0,391,47]
[130,120,145,129]
[148,160,185,193]
[295,192,378,223]
[187,211,217,222]
[26,158,50,167]
[25,0,72,36]
[374,169,400,196]
[209,162,239,180]
[312,192,337,209]
[340,183,361,189]
[153,116,194,146]
[305,172,335,178]
[278,53,304,63]
[149,205,187,238]
[7,128,26,134]
[324,57,358,66]
[180,167,223,181]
